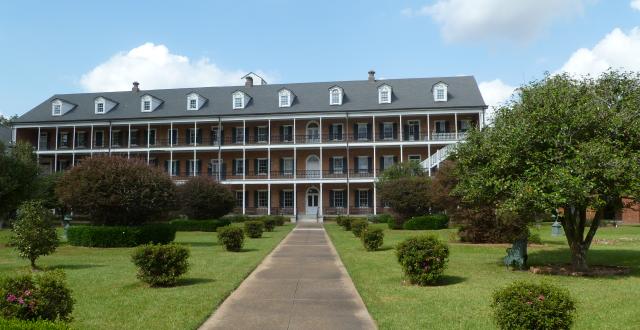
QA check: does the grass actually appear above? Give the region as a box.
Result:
[0,224,293,330]
[326,223,640,330]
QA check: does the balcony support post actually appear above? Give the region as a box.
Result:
[293,183,297,219]
[319,117,323,179]
[427,114,430,141]
[193,121,197,176]
[169,121,173,177]
[218,118,222,181]
[147,123,150,164]
[268,119,271,180]
[54,126,58,172]
[90,124,94,157]
[428,143,432,176]
[345,113,350,215]
[127,123,131,159]
[242,183,246,215]
[72,125,76,167]
[319,182,323,219]
[455,112,458,140]
[268,183,271,215]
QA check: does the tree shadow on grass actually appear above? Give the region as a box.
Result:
[49,264,106,270]
[433,275,467,286]
[174,277,216,287]
[179,241,219,247]
[237,248,259,253]
[526,248,640,277]
[374,246,394,252]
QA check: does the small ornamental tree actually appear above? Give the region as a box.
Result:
[377,176,432,226]
[178,176,235,220]
[56,156,176,226]
[11,200,59,269]
[453,71,640,271]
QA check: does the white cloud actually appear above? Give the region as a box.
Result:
[558,27,640,76]
[80,43,269,92]
[479,79,517,122]
[403,0,585,43]
[632,0,640,11]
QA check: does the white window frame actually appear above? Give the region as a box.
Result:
[95,101,105,114]
[235,127,244,144]
[234,158,244,174]
[330,123,344,140]
[141,96,153,112]
[111,129,121,147]
[358,156,368,173]
[358,189,369,208]
[188,97,198,111]
[168,128,179,145]
[169,160,179,176]
[257,190,269,208]
[282,125,293,142]
[148,129,157,146]
[407,120,420,141]
[235,191,244,207]
[257,126,268,143]
[378,85,391,104]
[59,131,70,148]
[383,122,394,140]
[329,87,343,105]
[459,119,472,132]
[282,190,294,208]
[76,131,87,148]
[383,155,395,169]
[257,158,268,175]
[357,123,368,140]
[279,89,291,107]
[408,154,421,163]
[282,157,294,175]
[333,189,345,208]
[52,101,62,116]
[94,130,105,147]
[130,128,139,146]
[333,157,344,174]
[433,82,448,102]
[435,120,447,133]
[233,91,245,109]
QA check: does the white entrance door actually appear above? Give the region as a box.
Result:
[306,188,319,215]
[306,155,320,178]
[306,123,320,143]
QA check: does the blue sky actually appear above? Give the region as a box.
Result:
[1,0,639,117]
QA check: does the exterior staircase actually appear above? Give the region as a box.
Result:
[421,144,455,172]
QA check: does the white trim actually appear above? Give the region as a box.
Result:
[232,91,245,109]
[329,86,343,105]
[378,84,392,104]
[278,89,292,108]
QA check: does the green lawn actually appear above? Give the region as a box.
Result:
[0,225,293,330]
[326,223,640,330]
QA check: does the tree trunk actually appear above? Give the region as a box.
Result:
[569,242,589,272]
[30,258,37,271]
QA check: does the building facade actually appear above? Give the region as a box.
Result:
[12,72,487,219]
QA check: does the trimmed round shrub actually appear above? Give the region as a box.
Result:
[351,219,369,238]
[56,156,176,226]
[396,235,450,285]
[272,215,287,226]
[244,221,264,238]
[403,214,449,230]
[0,270,74,322]
[178,176,235,220]
[131,243,190,287]
[337,216,352,231]
[0,318,69,329]
[259,216,277,232]
[170,218,231,232]
[217,226,245,252]
[361,228,384,251]
[66,224,176,248]
[491,281,576,330]
[10,200,59,269]
[369,214,393,224]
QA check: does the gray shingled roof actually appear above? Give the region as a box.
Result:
[15,76,486,124]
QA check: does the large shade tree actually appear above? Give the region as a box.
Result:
[453,71,640,271]
[0,141,39,228]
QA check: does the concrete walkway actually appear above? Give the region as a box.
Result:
[199,223,376,330]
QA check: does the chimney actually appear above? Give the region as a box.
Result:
[368,70,376,82]
[132,81,140,92]
[245,76,254,87]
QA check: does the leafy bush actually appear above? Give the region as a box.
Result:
[0,318,70,329]
[170,219,231,232]
[66,224,176,247]
[351,219,369,238]
[0,270,74,322]
[56,156,176,226]
[396,235,450,285]
[457,209,529,243]
[361,228,384,251]
[244,221,264,238]
[528,231,542,244]
[269,215,287,226]
[337,216,352,230]
[10,201,59,269]
[491,281,576,330]
[258,216,277,232]
[377,176,432,223]
[177,177,235,220]
[225,214,250,223]
[217,226,245,251]
[131,244,190,287]
[369,214,393,224]
[403,214,449,230]
[0,141,39,228]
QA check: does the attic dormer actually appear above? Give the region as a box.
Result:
[433,82,448,102]
[232,91,251,109]
[278,88,294,108]
[329,86,343,105]
[378,84,392,104]
[94,97,117,114]
[186,92,207,111]
[51,98,75,116]
[141,94,162,112]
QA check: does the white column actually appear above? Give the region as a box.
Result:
[399,114,403,161]
[268,119,271,180]
[479,110,485,129]
[293,118,296,144]
[242,183,246,215]
[399,114,403,141]
[71,125,76,167]
[147,123,150,164]
[193,121,197,176]
[372,115,376,143]
[54,126,58,172]
[218,119,222,181]
[373,183,377,215]
[268,183,271,215]
[108,124,112,156]
[169,122,174,176]
[90,124,94,157]
[455,112,458,140]
[319,117,323,179]
[37,127,41,152]
[127,123,131,159]
[293,183,297,219]
[319,182,323,219]
[427,114,431,141]
[428,144,432,176]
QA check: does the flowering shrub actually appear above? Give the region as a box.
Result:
[396,235,449,285]
[131,244,190,287]
[244,221,264,238]
[217,226,245,252]
[361,228,384,251]
[0,270,74,322]
[491,281,576,330]
[351,219,369,238]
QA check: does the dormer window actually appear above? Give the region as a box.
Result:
[279,89,292,108]
[233,91,245,109]
[378,85,391,104]
[143,100,151,111]
[329,86,343,105]
[433,82,448,102]
[51,99,74,116]
[140,94,161,112]
[96,102,105,114]
[94,96,116,114]
[189,99,197,110]
[52,102,62,116]
[186,92,207,111]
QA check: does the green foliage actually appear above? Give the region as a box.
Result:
[403,214,449,230]
[10,201,59,268]
[361,228,384,251]
[31,173,65,221]
[217,226,245,251]
[378,161,426,182]
[528,231,543,245]
[258,216,277,232]
[491,281,576,330]
[0,270,74,322]
[131,244,190,287]
[369,213,393,224]
[224,214,251,223]
[0,318,69,330]
[0,141,38,224]
[177,176,235,220]
[66,224,176,247]
[452,71,640,270]
[56,156,176,226]
[259,215,287,226]
[377,176,432,224]
[244,221,264,238]
[170,218,231,232]
[351,219,369,238]
[337,216,352,230]
[396,235,450,285]
[457,208,529,243]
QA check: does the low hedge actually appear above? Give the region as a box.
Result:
[67,224,176,247]
[224,214,250,223]
[0,318,69,330]
[369,214,393,224]
[170,219,231,232]
[403,214,449,230]
[258,216,277,232]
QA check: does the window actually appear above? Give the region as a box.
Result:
[256,126,267,143]
[279,89,291,107]
[187,128,199,145]
[332,157,344,174]
[281,125,293,142]
[378,85,391,104]
[329,87,342,105]
[52,103,62,116]
[234,158,244,175]
[189,98,197,110]
[333,190,345,208]
[111,130,121,147]
[282,158,294,175]
[186,159,201,176]
[94,130,104,147]
[459,119,472,132]
[407,120,420,141]
[76,131,87,148]
[142,99,151,111]
[408,155,421,163]
[59,132,70,148]
[168,129,178,145]
[357,123,368,140]
[168,160,179,176]
[358,190,369,208]
[235,127,244,144]
[235,191,244,208]
[257,158,268,175]
[433,82,448,102]
[383,155,395,169]
[383,122,394,140]
[96,102,105,114]
[257,191,268,208]
[130,129,139,146]
[210,128,220,145]
[282,190,294,208]
[330,123,343,141]
[358,156,369,174]
[435,120,447,133]
[233,92,245,109]
[147,129,157,146]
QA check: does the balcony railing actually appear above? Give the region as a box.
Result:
[167,169,379,181]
